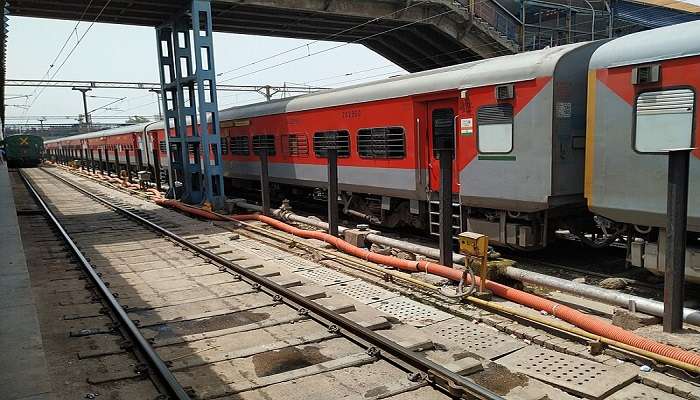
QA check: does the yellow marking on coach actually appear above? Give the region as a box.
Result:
[584,70,597,207]
[584,70,598,207]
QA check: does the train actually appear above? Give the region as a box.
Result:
[44,21,700,280]
[3,134,44,167]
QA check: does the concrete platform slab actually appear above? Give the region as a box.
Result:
[329,280,399,304]
[374,297,453,327]
[606,383,685,400]
[230,238,293,260]
[421,318,526,360]
[266,256,320,272]
[295,267,357,286]
[497,346,637,399]
[0,166,52,399]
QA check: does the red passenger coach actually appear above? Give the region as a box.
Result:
[219,41,604,248]
[586,21,700,280]
[41,22,700,258]
[45,35,612,251]
[45,123,156,176]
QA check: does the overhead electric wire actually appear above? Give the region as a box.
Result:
[216,0,691,107]
[87,94,125,100]
[19,0,96,115]
[215,1,428,78]
[118,99,161,113]
[313,0,695,88]
[216,0,548,84]
[219,8,461,83]
[88,96,126,114]
[22,0,113,121]
[17,0,688,124]
[217,0,549,83]
[44,0,96,76]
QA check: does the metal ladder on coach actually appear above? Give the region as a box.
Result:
[428,192,462,240]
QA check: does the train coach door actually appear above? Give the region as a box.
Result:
[426,100,458,193]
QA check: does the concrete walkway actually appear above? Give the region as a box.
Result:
[0,165,52,399]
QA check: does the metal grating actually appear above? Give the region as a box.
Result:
[421,319,525,360]
[477,104,513,125]
[431,108,455,154]
[295,268,356,286]
[229,239,290,260]
[230,136,249,155]
[357,127,406,159]
[374,297,452,327]
[270,256,320,272]
[329,281,399,304]
[313,130,350,158]
[283,134,309,157]
[252,134,276,156]
[637,88,694,115]
[498,346,638,399]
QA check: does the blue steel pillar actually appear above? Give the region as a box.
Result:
[155,0,225,208]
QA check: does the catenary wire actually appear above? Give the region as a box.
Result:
[215,1,428,78]
[22,0,114,122]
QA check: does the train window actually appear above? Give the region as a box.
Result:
[252,135,276,156]
[432,109,455,155]
[230,136,250,155]
[635,89,695,153]
[477,104,514,153]
[358,127,405,159]
[220,137,229,155]
[313,131,350,158]
[159,141,167,153]
[284,134,309,157]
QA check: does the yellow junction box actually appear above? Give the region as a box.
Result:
[458,232,488,257]
[458,231,490,294]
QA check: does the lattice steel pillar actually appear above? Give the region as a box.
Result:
[155,0,225,208]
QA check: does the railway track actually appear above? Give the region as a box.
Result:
[17,167,505,400]
[10,169,165,399]
[27,165,700,400]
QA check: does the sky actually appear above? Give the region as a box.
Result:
[6,16,406,125]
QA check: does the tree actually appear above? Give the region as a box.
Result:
[126,116,150,124]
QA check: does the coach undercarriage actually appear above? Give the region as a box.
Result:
[605,221,700,284]
[158,169,700,283]
[224,176,616,252]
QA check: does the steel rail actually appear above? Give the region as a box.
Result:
[18,169,192,400]
[40,167,504,400]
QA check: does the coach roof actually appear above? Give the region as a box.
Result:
[44,122,155,144]
[589,20,700,70]
[221,42,590,120]
[47,42,591,143]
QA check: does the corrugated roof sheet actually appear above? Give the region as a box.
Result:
[623,0,700,14]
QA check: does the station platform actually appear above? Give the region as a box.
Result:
[0,165,52,399]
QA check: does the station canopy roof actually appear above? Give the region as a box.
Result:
[625,0,700,14]
[4,0,484,72]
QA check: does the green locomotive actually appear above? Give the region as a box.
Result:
[2,134,44,167]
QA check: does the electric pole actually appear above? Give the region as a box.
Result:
[72,87,92,131]
[149,88,163,120]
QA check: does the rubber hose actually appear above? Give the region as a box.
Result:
[154,199,700,368]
